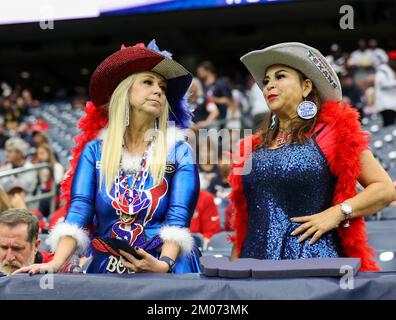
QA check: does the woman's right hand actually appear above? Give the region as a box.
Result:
[12,261,62,276]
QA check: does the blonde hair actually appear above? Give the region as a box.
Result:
[37,143,57,169]
[100,73,168,194]
[0,187,12,213]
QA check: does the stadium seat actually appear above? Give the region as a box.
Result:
[205,231,233,257]
[374,250,396,272]
[379,205,396,220]
[366,220,396,233]
[366,229,396,271]
[367,231,396,251]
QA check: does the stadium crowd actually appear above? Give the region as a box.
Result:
[1,38,396,274]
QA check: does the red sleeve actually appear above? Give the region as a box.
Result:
[312,123,336,161]
[313,122,369,162]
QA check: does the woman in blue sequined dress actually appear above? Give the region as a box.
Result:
[229,43,395,270]
[14,40,201,275]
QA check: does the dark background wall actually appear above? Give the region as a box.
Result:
[0,0,395,98]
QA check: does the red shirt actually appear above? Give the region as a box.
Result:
[190,190,221,239]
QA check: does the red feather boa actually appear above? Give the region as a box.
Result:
[60,102,108,212]
[228,100,380,271]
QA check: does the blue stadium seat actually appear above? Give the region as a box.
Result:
[205,231,233,257]
[379,205,396,220]
[366,220,396,233]
[374,250,396,272]
[367,231,396,251]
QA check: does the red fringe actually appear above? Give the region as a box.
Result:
[228,100,380,271]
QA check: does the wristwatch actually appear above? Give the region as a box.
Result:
[159,256,176,273]
[340,202,352,227]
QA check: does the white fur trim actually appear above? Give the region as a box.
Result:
[159,225,194,255]
[121,150,141,172]
[46,222,90,255]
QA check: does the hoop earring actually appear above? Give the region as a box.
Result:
[297,98,317,120]
[124,106,130,127]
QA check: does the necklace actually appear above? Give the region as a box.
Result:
[114,137,155,218]
[275,131,292,147]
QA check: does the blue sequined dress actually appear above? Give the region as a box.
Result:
[240,136,342,260]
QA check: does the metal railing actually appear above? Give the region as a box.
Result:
[0,162,56,214]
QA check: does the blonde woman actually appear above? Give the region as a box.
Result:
[36,143,64,187]
[14,40,200,274]
[36,143,65,217]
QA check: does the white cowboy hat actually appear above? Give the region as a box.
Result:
[240,42,342,102]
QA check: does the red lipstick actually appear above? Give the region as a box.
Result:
[268,94,278,101]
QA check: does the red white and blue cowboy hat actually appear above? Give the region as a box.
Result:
[89,39,192,128]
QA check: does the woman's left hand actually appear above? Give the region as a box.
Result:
[290,206,345,245]
[119,247,170,273]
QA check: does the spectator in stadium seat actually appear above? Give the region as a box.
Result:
[197,61,233,129]
[0,208,43,276]
[325,43,348,75]
[30,116,49,133]
[1,178,47,232]
[21,89,40,108]
[348,39,376,93]
[207,156,231,197]
[229,42,396,271]
[36,143,65,217]
[0,98,22,130]
[15,97,29,119]
[0,137,38,196]
[374,52,396,126]
[14,39,201,275]
[2,178,28,209]
[198,137,221,192]
[189,77,219,131]
[17,121,34,147]
[339,71,363,120]
[31,131,49,148]
[190,189,221,248]
[368,39,388,70]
